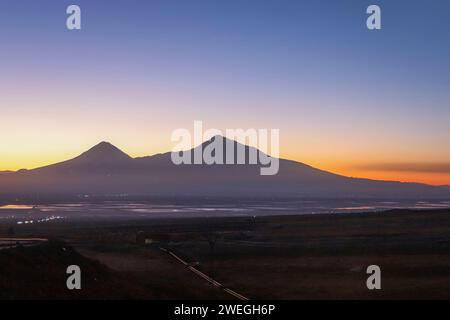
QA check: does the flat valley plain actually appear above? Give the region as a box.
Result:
[1,206,450,299]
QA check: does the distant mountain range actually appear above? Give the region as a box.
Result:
[0,136,449,199]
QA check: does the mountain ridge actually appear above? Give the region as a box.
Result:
[0,137,449,199]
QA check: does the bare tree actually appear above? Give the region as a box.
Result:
[202,232,220,252]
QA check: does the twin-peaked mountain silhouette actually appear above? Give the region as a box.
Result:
[0,136,449,199]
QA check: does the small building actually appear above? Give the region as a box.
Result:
[136,231,170,245]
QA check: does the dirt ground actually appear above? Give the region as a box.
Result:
[1,208,450,299]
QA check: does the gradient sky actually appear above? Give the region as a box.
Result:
[1,0,450,185]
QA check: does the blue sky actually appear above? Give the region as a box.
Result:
[0,0,449,184]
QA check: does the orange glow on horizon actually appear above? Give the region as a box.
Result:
[1,146,449,187]
[331,169,450,187]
